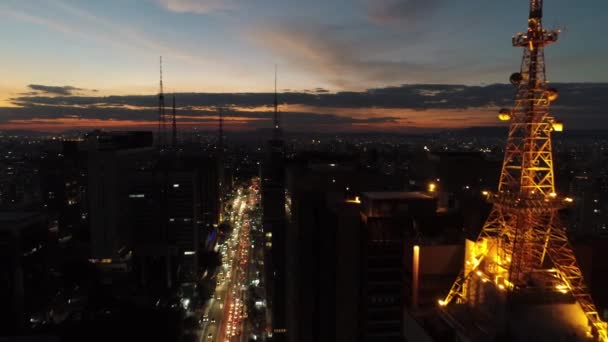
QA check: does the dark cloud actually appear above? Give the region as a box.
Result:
[0,105,401,132]
[365,0,443,25]
[157,0,238,14]
[4,83,608,131]
[248,19,505,88]
[248,22,443,88]
[11,83,608,110]
[27,84,85,96]
[9,83,516,109]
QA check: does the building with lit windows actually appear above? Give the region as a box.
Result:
[0,211,48,334]
[87,131,155,263]
[262,135,288,341]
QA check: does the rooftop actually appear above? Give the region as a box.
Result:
[362,191,433,200]
[0,211,43,222]
[0,211,46,231]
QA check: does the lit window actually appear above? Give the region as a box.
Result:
[173,184,180,188]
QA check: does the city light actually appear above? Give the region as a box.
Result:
[555,284,569,294]
[181,298,190,310]
[6,2,607,341]
[346,196,361,204]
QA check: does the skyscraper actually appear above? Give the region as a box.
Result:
[262,68,288,340]
[87,131,155,264]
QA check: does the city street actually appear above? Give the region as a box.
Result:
[199,180,261,342]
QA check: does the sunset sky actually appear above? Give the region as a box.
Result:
[1,0,607,132]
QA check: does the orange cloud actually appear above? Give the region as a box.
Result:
[0,116,262,132]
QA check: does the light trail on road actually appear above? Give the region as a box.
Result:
[207,179,259,342]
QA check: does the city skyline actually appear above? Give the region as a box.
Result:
[2,1,608,341]
[1,0,608,132]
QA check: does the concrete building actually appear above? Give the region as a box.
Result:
[0,211,48,333]
[86,131,155,262]
[39,139,88,237]
[285,154,403,342]
[358,192,437,341]
[285,152,468,341]
[262,136,288,340]
[130,153,220,291]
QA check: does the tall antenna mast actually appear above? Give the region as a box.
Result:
[440,0,608,340]
[218,107,224,155]
[157,56,166,149]
[172,94,177,149]
[273,65,281,139]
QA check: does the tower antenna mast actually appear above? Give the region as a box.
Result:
[273,65,281,139]
[172,94,177,149]
[218,107,224,154]
[440,0,608,340]
[157,56,166,149]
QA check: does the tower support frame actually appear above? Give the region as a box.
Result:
[441,1,607,340]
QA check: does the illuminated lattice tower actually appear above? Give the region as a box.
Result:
[440,1,607,340]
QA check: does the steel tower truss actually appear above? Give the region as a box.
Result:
[441,1,607,340]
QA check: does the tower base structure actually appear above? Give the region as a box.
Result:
[440,198,607,341]
[441,299,593,341]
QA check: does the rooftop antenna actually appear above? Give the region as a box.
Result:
[157,56,166,149]
[273,64,281,139]
[440,0,608,340]
[172,94,177,148]
[218,107,224,155]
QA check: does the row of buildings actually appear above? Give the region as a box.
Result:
[260,145,608,341]
[1,130,228,334]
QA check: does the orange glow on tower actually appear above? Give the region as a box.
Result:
[440,1,607,340]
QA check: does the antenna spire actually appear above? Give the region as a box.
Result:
[172,94,177,149]
[530,0,543,19]
[440,2,608,341]
[157,56,166,149]
[273,65,281,139]
[160,56,164,94]
[218,107,224,155]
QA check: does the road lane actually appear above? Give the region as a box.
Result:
[190,179,263,342]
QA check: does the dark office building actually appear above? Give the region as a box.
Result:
[358,192,437,341]
[286,158,465,341]
[131,153,220,291]
[86,131,155,264]
[0,211,48,334]
[285,154,404,342]
[262,135,288,340]
[39,139,88,237]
